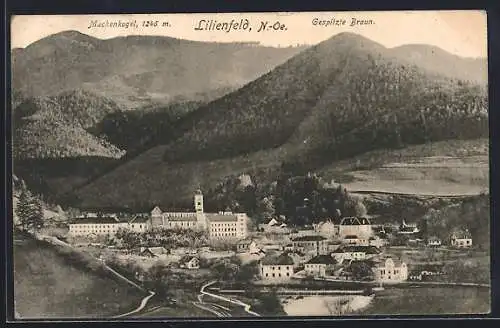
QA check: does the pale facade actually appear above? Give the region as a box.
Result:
[451,237,472,248]
[150,190,248,240]
[128,216,151,233]
[291,235,328,256]
[208,213,248,239]
[338,217,373,239]
[68,217,129,236]
[373,258,408,283]
[304,255,337,277]
[259,253,294,280]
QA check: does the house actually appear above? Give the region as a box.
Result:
[128,215,151,233]
[180,256,200,269]
[331,245,381,263]
[427,236,442,247]
[150,189,248,240]
[262,242,282,251]
[398,220,420,234]
[338,217,373,239]
[373,257,408,283]
[259,253,295,280]
[291,235,328,256]
[140,246,169,257]
[283,243,294,252]
[237,239,253,252]
[369,236,387,248]
[304,255,337,277]
[236,239,262,254]
[267,218,279,226]
[450,230,472,248]
[327,240,342,252]
[342,235,369,246]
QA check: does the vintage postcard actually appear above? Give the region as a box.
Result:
[10,10,489,319]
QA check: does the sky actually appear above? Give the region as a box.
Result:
[11,10,487,58]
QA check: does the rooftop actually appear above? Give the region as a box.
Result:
[452,230,472,239]
[374,257,405,268]
[306,255,337,265]
[292,235,327,242]
[340,217,371,225]
[207,213,240,222]
[141,247,168,256]
[260,253,294,266]
[130,216,150,223]
[70,217,124,224]
[335,245,381,254]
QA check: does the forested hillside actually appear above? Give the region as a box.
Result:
[71,33,488,209]
[162,32,487,169]
[13,90,124,159]
[12,30,308,109]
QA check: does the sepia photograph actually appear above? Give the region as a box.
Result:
[10,10,490,319]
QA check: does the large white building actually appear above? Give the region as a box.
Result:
[68,215,151,237]
[150,189,248,240]
[68,217,128,236]
[69,189,248,240]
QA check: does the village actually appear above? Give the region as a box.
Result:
[64,188,477,291]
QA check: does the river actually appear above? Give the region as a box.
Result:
[282,286,490,316]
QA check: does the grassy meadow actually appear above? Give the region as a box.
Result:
[13,231,146,319]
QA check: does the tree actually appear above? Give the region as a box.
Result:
[353,201,368,217]
[257,197,275,222]
[16,190,44,233]
[348,261,374,281]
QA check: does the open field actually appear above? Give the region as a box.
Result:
[319,138,488,196]
[72,138,488,208]
[356,286,490,315]
[13,231,146,319]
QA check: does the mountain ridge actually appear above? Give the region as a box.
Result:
[68,32,488,208]
[12,30,309,109]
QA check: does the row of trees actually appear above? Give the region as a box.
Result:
[204,171,367,225]
[105,227,211,250]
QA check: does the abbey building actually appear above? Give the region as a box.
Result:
[150,189,248,240]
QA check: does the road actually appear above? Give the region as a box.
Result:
[114,291,156,318]
[198,281,260,317]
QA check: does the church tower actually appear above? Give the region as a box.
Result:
[194,188,204,213]
[194,188,207,229]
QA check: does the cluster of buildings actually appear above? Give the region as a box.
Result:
[254,216,410,284]
[255,217,472,284]
[67,189,474,286]
[68,189,248,241]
